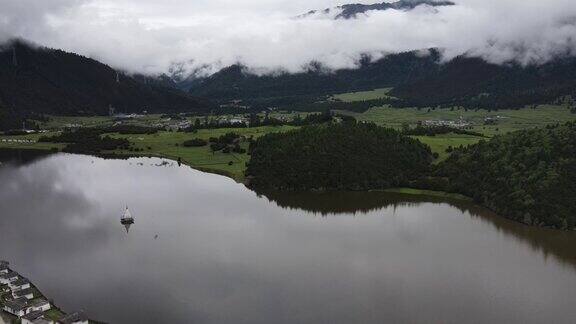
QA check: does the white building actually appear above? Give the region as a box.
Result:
[0,271,20,284]
[13,287,35,300]
[10,277,31,291]
[29,299,51,312]
[2,297,30,316]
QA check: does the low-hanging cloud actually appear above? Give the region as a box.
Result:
[1,0,576,77]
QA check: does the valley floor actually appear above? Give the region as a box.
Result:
[1,104,575,179]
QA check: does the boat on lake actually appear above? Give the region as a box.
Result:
[121,206,134,225]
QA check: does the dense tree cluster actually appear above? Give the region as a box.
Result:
[433,122,576,229]
[246,122,433,190]
[39,128,129,154]
[182,138,208,147]
[207,132,246,154]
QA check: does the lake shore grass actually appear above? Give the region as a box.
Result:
[381,188,472,202]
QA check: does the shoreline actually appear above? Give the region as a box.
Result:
[0,261,84,323]
[1,146,570,232]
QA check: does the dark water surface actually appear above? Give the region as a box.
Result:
[1,153,575,323]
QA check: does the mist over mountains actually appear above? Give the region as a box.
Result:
[186,49,576,110]
[299,0,455,19]
[2,0,576,76]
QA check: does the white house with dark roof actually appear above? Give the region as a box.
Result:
[10,277,31,291]
[0,271,19,284]
[21,310,54,324]
[2,297,31,316]
[57,311,88,324]
[13,287,35,299]
[29,298,51,312]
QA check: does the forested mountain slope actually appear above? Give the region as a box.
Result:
[188,50,576,110]
[0,40,213,125]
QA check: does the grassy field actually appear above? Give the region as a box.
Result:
[412,134,484,162]
[107,126,297,180]
[331,88,392,102]
[343,104,575,136]
[333,101,576,162]
[383,188,472,201]
[0,125,297,180]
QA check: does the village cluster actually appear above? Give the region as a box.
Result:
[0,261,88,324]
[0,139,36,144]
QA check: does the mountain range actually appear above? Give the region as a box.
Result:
[299,0,455,19]
[2,33,576,130]
[186,50,576,110]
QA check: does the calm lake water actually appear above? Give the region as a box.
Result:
[1,153,576,323]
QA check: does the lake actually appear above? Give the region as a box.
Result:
[1,153,576,323]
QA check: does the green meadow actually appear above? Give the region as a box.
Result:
[107,125,297,180]
[331,88,393,102]
[345,104,575,136]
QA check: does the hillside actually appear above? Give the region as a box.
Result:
[390,56,576,109]
[188,51,576,110]
[188,51,442,99]
[0,40,213,128]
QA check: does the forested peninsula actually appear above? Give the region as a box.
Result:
[246,121,576,230]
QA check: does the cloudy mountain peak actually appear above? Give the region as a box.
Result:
[299,0,455,19]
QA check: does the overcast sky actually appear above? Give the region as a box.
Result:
[1,0,576,76]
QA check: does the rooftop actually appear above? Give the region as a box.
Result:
[4,297,28,311]
[0,271,18,279]
[22,310,45,321]
[58,311,88,324]
[12,277,30,286]
[13,287,35,297]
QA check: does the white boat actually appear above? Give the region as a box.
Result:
[121,206,135,225]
